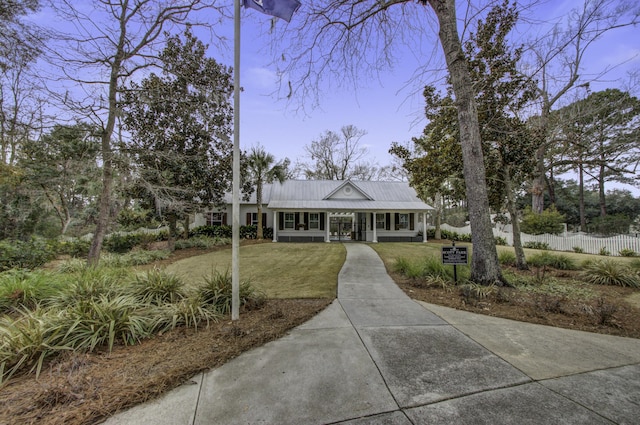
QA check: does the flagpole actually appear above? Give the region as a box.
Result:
[231,0,241,321]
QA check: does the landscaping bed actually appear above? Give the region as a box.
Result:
[390,266,640,339]
[0,297,331,425]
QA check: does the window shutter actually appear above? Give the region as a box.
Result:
[410,213,415,230]
[295,212,300,229]
[279,212,284,231]
[262,213,267,228]
[371,213,374,230]
[304,212,309,230]
[246,213,251,226]
[320,213,325,230]
[395,213,399,231]
[223,213,228,225]
[386,213,391,230]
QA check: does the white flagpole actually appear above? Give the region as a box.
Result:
[231,0,241,321]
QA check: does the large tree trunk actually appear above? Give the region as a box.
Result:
[429,0,505,286]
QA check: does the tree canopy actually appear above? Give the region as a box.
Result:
[121,27,234,250]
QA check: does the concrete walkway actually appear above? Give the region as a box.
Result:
[104,243,640,424]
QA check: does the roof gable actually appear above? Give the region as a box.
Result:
[323,180,373,201]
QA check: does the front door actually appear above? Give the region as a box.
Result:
[330,215,353,241]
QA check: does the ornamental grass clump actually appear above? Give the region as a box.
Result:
[49,267,129,308]
[581,259,640,288]
[156,296,221,332]
[0,307,65,385]
[198,269,265,314]
[498,251,516,266]
[130,268,185,305]
[393,257,424,279]
[0,270,65,313]
[59,294,156,352]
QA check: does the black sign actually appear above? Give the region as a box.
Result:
[441,246,468,265]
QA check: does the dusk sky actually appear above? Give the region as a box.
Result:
[225,0,640,189]
[30,1,640,191]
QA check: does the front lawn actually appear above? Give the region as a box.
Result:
[166,242,345,298]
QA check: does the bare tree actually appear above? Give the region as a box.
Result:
[301,124,372,180]
[523,0,640,213]
[45,0,223,264]
[274,0,505,284]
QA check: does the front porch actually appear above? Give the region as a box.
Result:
[272,211,428,243]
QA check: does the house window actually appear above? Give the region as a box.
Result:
[397,213,409,230]
[376,214,386,229]
[309,213,320,229]
[284,212,295,229]
[248,213,259,226]
[207,212,225,226]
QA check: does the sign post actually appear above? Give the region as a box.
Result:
[441,241,468,283]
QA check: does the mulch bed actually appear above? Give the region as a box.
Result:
[0,298,331,425]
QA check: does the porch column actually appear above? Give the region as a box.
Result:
[423,211,428,243]
[272,211,278,242]
[325,212,330,242]
[372,212,378,243]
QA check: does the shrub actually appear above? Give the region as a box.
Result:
[523,241,550,250]
[0,237,58,271]
[190,225,232,239]
[122,249,171,266]
[494,236,508,246]
[594,297,618,326]
[581,260,640,288]
[527,251,577,270]
[572,246,584,254]
[425,228,472,242]
[599,247,610,256]
[58,238,91,258]
[619,248,637,257]
[520,206,565,235]
[103,233,142,253]
[174,236,229,250]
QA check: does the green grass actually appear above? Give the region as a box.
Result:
[166,243,345,298]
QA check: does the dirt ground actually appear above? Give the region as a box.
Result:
[2,247,639,425]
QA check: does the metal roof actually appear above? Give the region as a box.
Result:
[266,180,432,211]
[223,184,272,205]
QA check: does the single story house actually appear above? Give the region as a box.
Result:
[193,180,433,243]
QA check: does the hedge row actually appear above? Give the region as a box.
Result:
[190,225,273,240]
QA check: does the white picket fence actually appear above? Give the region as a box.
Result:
[439,223,640,256]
